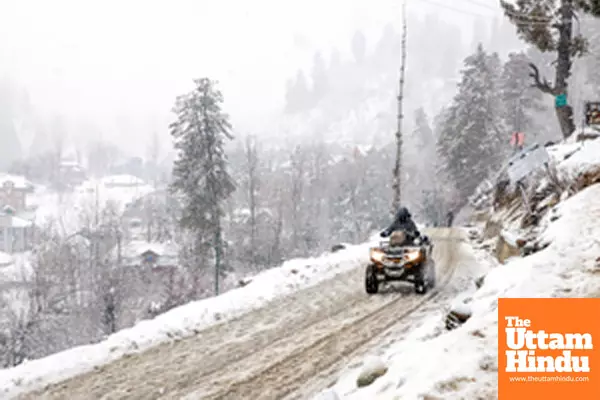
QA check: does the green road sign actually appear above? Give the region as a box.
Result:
[555,93,567,108]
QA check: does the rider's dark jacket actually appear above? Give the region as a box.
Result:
[380,207,420,241]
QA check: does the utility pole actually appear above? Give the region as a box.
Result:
[392,0,407,214]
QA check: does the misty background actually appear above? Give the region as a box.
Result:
[1,0,509,159]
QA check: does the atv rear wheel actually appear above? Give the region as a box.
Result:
[426,260,436,288]
[365,264,379,294]
[414,264,428,295]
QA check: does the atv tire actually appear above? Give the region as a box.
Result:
[426,260,437,288]
[365,264,379,294]
[414,264,428,295]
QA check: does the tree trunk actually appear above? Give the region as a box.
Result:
[270,192,284,266]
[246,136,257,269]
[556,106,575,138]
[214,222,222,296]
[525,1,576,139]
[554,0,576,138]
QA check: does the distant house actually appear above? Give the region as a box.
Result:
[0,177,36,253]
[115,240,180,326]
[0,180,29,211]
[0,174,35,195]
[102,174,146,189]
[118,240,178,271]
[0,209,34,253]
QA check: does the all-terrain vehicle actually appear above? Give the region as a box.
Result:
[365,230,436,295]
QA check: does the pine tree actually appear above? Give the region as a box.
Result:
[500,0,600,138]
[169,78,236,296]
[412,108,435,154]
[410,108,437,223]
[500,52,546,141]
[408,108,435,189]
[439,44,506,200]
[242,135,260,269]
[434,106,459,221]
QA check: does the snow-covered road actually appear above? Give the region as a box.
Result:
[18,228,465,400]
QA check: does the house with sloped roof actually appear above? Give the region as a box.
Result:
[0,207,34,253]
[0,180,28,211]
[116,240,178,270]
[0,174,35,194]
[0,176,37,253]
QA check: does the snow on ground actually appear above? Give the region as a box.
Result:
[317,182,600,399]
[0,240,376,399]
[553,136,600,177]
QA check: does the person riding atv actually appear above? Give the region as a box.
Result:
[380,207,421,245]
[366,206,435,295]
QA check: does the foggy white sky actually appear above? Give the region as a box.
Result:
[0,0,501,157]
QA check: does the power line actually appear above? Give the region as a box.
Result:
[413,0,494,18]
[459,0,498,11]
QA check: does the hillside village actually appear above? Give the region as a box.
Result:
[0,138,396,367]
[0,152,184,362]
[0,167,176,264]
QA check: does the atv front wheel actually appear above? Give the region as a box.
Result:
[365,264,379,294]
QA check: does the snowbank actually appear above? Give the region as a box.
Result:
[0,241,374,399]
[555,137,600,176]
[320,182,600,399]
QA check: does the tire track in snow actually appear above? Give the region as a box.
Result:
[194,228,460,400]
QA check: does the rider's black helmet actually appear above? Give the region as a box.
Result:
[396,206,411,222]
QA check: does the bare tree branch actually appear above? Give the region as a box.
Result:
[528,63,555,94]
